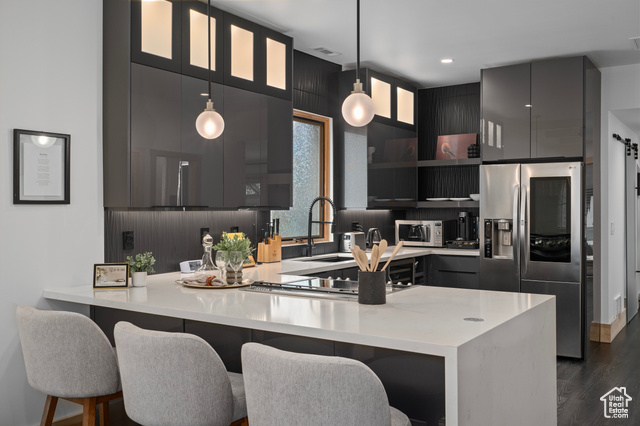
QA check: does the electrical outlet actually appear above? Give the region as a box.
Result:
[200,227,210,243]
[123,231,134,250]
[615,295,622,315]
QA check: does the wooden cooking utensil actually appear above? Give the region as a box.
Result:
[370,245,379,272]
[380,241,404,271]
[357,247,370,272]
[350,247,367,272]
[373,239,387,271]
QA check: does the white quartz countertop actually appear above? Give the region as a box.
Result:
[44,245,551,359]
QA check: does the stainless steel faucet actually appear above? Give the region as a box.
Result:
[306,196,337,257]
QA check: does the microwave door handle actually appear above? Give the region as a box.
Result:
[521,183,528,276]
[425,225,430,243]
[513,185,519,264]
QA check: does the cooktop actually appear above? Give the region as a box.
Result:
[243,278,411,300]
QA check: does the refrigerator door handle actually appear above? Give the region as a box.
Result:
[521,183,528,276]
[513,185,519,264]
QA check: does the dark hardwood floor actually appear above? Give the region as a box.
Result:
[557,314,640,425]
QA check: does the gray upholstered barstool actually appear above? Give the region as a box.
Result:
[16,306,122,426]
[113,321,248,426]
[241,342,412,426]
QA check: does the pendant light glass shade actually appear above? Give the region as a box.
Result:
[196,100,225,139]
[195,0,224,139]
[342,79,375,127]
[342,0,374,127]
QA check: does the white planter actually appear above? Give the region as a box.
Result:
[131,271,147,287]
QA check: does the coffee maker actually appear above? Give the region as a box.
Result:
[457,211,474,241]
[447,211,479,249]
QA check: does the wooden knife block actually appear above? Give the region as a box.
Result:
[257,235,281,263]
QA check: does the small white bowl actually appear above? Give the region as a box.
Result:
[470,194,480,201]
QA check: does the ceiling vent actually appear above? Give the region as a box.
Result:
[630,37,640,51]
[312,47,342,57]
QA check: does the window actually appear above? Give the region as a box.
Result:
[271,110,331,243]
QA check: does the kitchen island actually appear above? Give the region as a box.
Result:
[44,247,555,426]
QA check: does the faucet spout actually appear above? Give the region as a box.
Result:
[306,196,337,257]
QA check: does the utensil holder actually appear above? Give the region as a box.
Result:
[358,271,386,305]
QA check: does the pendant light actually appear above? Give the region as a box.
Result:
[196,0,224,139]
[341,0,375,127]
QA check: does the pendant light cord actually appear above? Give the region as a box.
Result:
[356,0,360,81]
[207,0,212,100]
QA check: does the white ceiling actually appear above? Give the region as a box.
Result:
[213,0,640,88]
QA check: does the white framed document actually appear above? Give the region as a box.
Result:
[14,129,70,204]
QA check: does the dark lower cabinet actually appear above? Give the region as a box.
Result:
[251,330,335,357]
[335,343,445,426]
[426,255,479,289]
[184,320,251,373]
[91,306,183,346]
[90,306,444,426]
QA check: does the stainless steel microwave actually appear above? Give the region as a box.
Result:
[395,220,457,247]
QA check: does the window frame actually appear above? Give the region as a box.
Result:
[278,110,332,244]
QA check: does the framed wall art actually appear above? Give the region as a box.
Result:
[93,263,130,289]
[14,129,70,204]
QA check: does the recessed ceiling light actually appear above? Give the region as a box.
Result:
[441,58,454,64]
[200,93,208,97]
[525,104,532,108]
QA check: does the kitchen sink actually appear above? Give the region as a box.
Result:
[296,255,354,263]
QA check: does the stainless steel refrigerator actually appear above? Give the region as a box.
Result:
[480,162,584,358]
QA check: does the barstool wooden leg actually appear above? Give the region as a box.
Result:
[98,401,110,426]
[40,395,58,426]
[82,397,97,426]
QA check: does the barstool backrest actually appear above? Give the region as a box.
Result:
[114,321,234,426]
[16,306,120,399]
[241,342,393,426]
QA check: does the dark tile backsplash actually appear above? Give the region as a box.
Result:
[105,209,402,273]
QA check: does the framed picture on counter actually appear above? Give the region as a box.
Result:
[93,263,130,289]
[13,129,70,204]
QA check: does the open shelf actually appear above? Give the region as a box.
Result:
[417,158,481,167]
[368,161,417,170]
[416,200,479,209]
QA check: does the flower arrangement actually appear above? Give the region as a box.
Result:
[213,232,254,259]
[126,251,156,274]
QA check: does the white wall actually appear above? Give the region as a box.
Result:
[599,64,640,324]
[0,0,103,424]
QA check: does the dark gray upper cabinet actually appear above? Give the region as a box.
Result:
[481,56,594,162]
[223,86,263,208]
[181,75,225,208]
[130,64,182,207]
[480,63,531,162]
[531,57,584,159]
[105,0,293,209]
[223,86,292,208]
[130,63,224,208]
[263,95,293,207]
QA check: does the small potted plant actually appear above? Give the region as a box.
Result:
[126,251,156,287]
[213,232,254,283]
